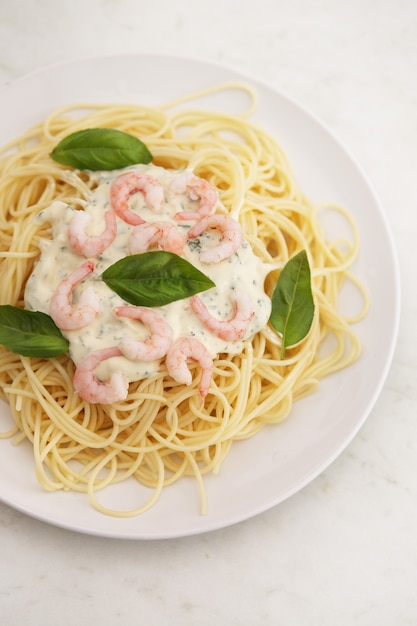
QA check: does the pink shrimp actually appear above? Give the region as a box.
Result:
[170,172,218,221]
[110,171,165,225]
[68,210,117,257]
[128,221,185,255]
[165,337,214,398]
[49,260,100,330]
[190,291,254,341]
[187,214,243,263]
[73,347,129,404]
[114,306,173,361]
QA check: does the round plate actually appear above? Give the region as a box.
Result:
[0,54,400,539]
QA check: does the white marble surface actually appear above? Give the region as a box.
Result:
[0,0,416,623]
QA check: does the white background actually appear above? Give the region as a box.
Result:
[0,1,416,624]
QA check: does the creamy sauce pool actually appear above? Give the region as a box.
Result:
[24,164,272,383]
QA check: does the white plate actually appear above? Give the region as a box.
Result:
[0,54,400,539]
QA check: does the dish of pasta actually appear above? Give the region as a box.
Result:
[0,55,399,538]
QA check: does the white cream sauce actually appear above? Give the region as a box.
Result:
[24,164,273,383]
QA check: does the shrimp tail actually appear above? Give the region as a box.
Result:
[68,210,117,257]
[166,337,213,398]
[171,172,218,221]
[114,305,173,361]
[187,214,243,263]
[190,292,254,341]
[110,171,165,225]
[49,260,100,330]
[73,347,129,404]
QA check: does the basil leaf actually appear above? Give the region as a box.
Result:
[0,305,69,358]
[102,251,215,307]
[50,128,153,170]
[269,250,315,358]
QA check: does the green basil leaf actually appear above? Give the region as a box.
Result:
[269,250,315,358]
[102,251,215,307]
[50,128,153,170]
[0,305,69,358]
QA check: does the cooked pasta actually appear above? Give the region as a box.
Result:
[0,83,368,517]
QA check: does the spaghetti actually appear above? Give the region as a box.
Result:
[0,83,368,517]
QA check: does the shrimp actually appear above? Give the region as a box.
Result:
[73,346,129,404]
[68,209,117,257]
[110,171,165,225]
[190,291,254,341]
[187,214,243,263]
[170,171,218,221]
[128,221,185,255]
[49,260,100,330]
[114,306,173,361]
[165,337,214,398]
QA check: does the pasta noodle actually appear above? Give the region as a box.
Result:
[0,83,368,517]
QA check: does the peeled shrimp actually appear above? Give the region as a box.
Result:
[190,291,254,341]
[68,210,117,257]
[170,172,218,221]
[187,214,243,263]
[128,221,185,255]
[110,171,165,225]
[49,260,100,330]
[73,346,129,404]
[114,306,173,361]
[165,337,214,398]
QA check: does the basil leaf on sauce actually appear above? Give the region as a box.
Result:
[0,305,69,358]
[102,251,215,307]
[269,250,315,358]
[50,128,153,170]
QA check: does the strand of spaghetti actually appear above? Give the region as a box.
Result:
[158,81,258,117]
[234,315,321,428]
[41,103,172,142]
[20,357,121,447]
[33,415,66,490]
[86,448,167,518]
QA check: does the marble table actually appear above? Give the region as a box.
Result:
[0,1,416,624]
